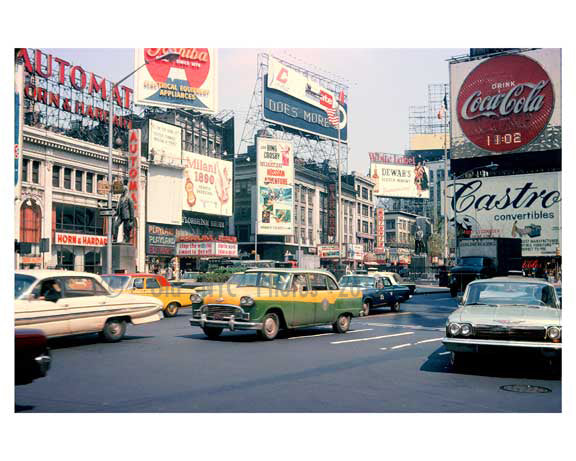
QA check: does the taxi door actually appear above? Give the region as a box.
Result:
[308,273,339,325]
[290,273,316,326]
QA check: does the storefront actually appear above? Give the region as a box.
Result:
[145,223,177,274]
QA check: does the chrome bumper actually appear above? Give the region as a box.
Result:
[443,337,562,351]
[190,314,263,331]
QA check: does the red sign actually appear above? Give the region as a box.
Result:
[144,48,210,88]
[177,242,238,257]
[55,232,107,247]
[457,54,554,153]
[178,234,237,243]
[375,208,385,254]
[128,129,141,214]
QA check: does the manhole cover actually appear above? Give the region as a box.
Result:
[500,384,552,394]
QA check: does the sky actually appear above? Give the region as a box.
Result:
[42,48,466,175]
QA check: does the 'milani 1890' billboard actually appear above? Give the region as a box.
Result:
[263,56,348,142]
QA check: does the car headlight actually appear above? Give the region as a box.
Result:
[547,326,561,341]
[240,296,255,307]
[190,294,203,304]
[448,322,461,336]
[460,323,472,336]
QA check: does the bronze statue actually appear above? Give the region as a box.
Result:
[414,226,426,255]
[113,186,135,243]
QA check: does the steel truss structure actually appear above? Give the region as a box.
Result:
[408,83,450,136]
[237,53,349,172]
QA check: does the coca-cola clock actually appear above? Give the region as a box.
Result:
[457,54,554,153]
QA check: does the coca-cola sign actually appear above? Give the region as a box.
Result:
[457,54,554,153]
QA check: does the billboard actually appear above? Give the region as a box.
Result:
[256,137,294,236]
[146,224,177,256]
[450,49,561,159]
[182,151,233,217]
[441,172,561,257]
[127,129,141,214]
[263,56,348,142]
[318,245,342,259]
[134,48,217,113]
[177,241,238,258]
[370,163,430,199]
[149,119,182,166]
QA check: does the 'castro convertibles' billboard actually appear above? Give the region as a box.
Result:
[256,137,294,236]
[442,172,561,257]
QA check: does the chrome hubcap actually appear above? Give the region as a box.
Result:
[110,323,120,335]
[264,318,277,335]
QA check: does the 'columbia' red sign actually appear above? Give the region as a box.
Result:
[457,54,554,153]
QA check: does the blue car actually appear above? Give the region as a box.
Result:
[339,274,408,314]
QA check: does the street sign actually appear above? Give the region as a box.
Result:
[99,208,115,216]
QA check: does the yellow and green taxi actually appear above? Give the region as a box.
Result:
[102,273,196,317]
[189,268,364,340]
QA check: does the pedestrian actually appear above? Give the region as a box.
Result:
[166,265,173,280]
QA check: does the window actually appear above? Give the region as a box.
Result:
[309,273,328,291]
[362,204,369,217]
[362,221,369,233]
[146,278,161,289]
[301,187,306,203]
[369,190,372,201]
[22,159,29,182]
[75,170,83,191]
[52,165,61,188]
[133,278,144,289]
[308,209,313,226]
[64,168,72,189]
[32,161,40,184]
[96,175,105,194]
[362,187,368,200]
[62,277,101,298]
[86,173,94,193]
[56,249,74,271]
[308,190,313,205]
[54,203,104,235]
[20,202,41,243]
[295,185,300,203]
[308,229,313,244]
[84,251,101,274]
[301,206,305,224]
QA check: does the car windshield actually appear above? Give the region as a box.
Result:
[339,276,375,288]
[227,273,245,284]
[15,274,36,299]
[392,273,403,283]
[458,257,484,267]
[237,272,291,290]
[101,275,130,290]
[464,282,558,308]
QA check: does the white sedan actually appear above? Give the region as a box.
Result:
[15,270,164,342]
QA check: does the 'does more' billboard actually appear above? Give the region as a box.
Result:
[450,49,561,159]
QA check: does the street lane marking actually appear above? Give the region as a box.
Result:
[438,351,451,355]
[366,312,413,318]
[330,331,413,345]
[362,323,444,331]
[415,337,444,344]
[288,328,373,340]
[391,343,412,350]
[379,347,388,351]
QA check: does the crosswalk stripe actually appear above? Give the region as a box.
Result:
[330,331,413,345]
[415,337,444,344]
[391,343,412,350]
[362,323,444,331]
[288,328,373,340]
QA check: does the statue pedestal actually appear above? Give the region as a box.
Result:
[102,243,137,274]
[410,254,430,275]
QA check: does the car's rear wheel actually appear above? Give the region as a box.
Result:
[100,319,127,342]
[362,300,371,316]
[391,301,401,312]
[332,314,351,334]
[202,326,223,339]
[164,302,180,318]
[257,313,280,341]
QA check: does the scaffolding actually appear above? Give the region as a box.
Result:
[408,83,450,135]
[237,53,349,172]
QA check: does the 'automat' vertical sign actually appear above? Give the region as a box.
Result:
[128,129,141,213]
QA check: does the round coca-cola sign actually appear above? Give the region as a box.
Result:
[457,54,554,153]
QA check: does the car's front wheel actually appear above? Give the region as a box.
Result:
[164,302,180,318]
[100,318,127,342]
[362,300,371,316]
[390,301,401,312]
[257,313,280,341]
[202,326,223,339]
[332,314,351,334]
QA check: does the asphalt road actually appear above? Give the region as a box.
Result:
[15,293,561,413]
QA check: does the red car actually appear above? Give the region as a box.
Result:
[15,329,52,385]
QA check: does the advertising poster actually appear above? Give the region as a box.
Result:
[263,56,348,142]
[450,49,561,159]
[134,48,218,113]
[127,129,141,213]
[347,244,365,261]
[182,151,233,217]
[256,137,294,236]
[149,119,182,165]
[375,208,386,254]
[370,163,430,199]
[146,224,177,256]
[441,172,561,257]
[318,245,342,259]
[177,241,238,258]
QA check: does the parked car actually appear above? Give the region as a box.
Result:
[15,329,51,385]
[339,274,405,313]
[15,270,163,342]
[190,269,364,340]
[102,273,196,317]
[171,271,201,288]
[442,276,561,368]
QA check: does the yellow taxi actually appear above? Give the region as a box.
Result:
[102,273,196,317]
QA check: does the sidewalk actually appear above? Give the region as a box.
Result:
[413,280,450,295]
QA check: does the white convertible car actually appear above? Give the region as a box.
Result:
[15,270,164,342]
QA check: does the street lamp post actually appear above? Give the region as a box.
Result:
[452,162,498,261]
[105,51,179,275]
